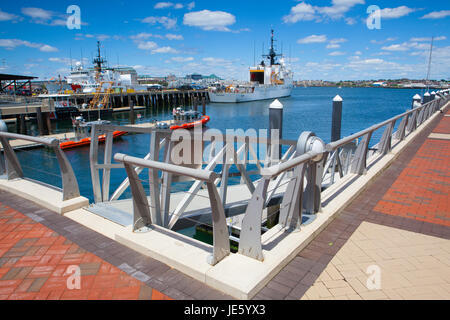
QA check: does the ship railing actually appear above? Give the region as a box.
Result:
[0,132,81,201]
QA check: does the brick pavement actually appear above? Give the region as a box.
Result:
[255,105,450,300]
[0,194,233,300]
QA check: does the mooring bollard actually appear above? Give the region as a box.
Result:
[423,92,431,104]
[412,94,422,109]
[431,91,436,100]
[269,99,283,162]
[331,95,343,143]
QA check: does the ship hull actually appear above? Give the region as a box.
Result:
[209,86,293,103]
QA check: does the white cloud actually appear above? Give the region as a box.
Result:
[329,51,345,56]
[49,57,88,65]
[166,33,184,40]
[345,17,357,25]
[326,44,340,49]
[421,10,450,19]
[329,38,347,44]
[410,36,447,42]
[202,57,233,66]
[381,39,444,53]
[154,2,174,9]
[283,2,317,23]
[75,33,114,41]
[21,6,87,27]
[137,41,158,50]
[0,38,58,52]
[151,46,179,54]
[297,35,327,44]
[131,33,153,40]
[381,43,409,51]
[317,0,365,19]
[171,56,194,62]
[142,16,177,29]
[283,0,365,24]
[183,10,236,31]
[375,6,416,19]
[154,2,184,9]
[39,44,58,52]
[130,33,164,40]
[0,9,19,21]
[21,7,53,20]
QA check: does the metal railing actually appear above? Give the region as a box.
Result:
[0,95,42,106]
[112,92,449,265]
[323,95,446,184]
[0,132,81,201]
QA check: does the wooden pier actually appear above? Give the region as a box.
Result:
[50,90,209,109]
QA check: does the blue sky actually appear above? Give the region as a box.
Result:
[0,0,449,81]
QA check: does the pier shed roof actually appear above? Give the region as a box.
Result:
[0,73,37,81]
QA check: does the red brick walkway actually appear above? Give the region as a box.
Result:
[374,111,450,227]
[255,103,450,300]
[0,204,171,300]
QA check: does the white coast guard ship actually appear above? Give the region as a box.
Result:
[67,41,145,94]
[209,30,293,103]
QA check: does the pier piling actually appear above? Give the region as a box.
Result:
[193,97,198,112]
[36,107,46,136]
[15,115,21,134]
[331,95,343,142]
[44,113,52,134]
[202,97,206,116]
[19,115,27,135]
[129,101,135,125]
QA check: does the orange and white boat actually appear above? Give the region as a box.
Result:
[60,130,127,150]
[169,109,210,131]
[60,117,127,150]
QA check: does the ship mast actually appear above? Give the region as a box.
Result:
[263,29,281,66]
[425,36,434,92]
[93,41,106,82]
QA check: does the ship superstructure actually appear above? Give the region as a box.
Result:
[209,30,293,103]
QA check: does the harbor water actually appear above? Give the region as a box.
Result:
[12,87,422,202]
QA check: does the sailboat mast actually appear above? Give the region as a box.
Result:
[426,36,434,92]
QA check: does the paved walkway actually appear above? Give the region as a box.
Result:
[0,194,233,300]
[0,106,449,301]
[255,107,450,300]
